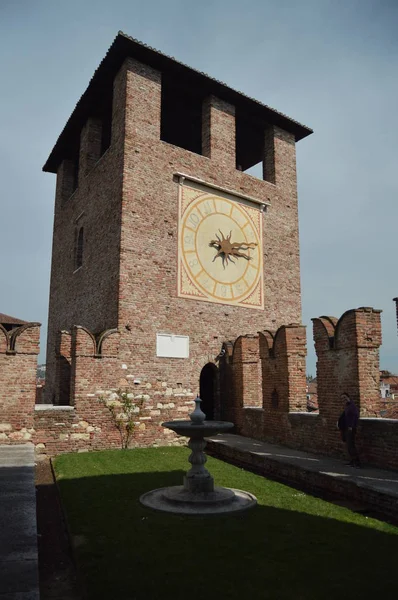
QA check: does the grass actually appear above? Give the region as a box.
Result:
[53,447,398,600]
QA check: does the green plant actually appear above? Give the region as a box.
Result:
[98,389,144,449]
[54,448,398,600]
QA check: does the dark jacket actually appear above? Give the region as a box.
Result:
[337,412,346,430]
[344,401,359,429]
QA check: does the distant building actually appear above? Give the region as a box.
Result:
[306,380,318,412]
[35,377,46,405]
[379,370,398,419]
[380,371,398,399]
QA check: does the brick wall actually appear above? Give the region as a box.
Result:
[313,308,382,420]
[225,308,398,471]
[44,64,128,403]
[232,335,262,427]
[34,325,192,456]
[244,324,309,446]
[113,57,302,411]
[0,323,40,444]
[45,52,303,405]
[2,307,397,469]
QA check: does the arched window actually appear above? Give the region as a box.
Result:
[76,227,84,269]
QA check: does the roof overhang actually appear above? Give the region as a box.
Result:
[43,31,313,174]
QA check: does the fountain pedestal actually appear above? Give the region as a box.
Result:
[139,397,257,515]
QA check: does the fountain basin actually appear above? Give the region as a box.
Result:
[140,486,257,515]
[162,420,234,439]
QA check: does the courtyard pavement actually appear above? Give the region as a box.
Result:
[0,444,39,600]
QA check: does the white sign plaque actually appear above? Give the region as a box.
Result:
[156,334,189,359]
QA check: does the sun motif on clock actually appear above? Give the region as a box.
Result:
[177,184,264,309]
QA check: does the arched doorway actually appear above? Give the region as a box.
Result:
[199,363,218,420]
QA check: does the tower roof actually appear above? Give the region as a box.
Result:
[43,31,312,173]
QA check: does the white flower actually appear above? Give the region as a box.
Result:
[106,400,122,408]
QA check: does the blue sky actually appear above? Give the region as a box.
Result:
[0,0,397,374]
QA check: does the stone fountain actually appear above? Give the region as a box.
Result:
[140,396,257,515]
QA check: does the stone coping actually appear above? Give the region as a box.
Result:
[360,417,398,424]
[288,411,319,417]
[35,404,75,412]
[242,410,319,417]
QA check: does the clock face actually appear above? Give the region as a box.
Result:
[178,185,264,309]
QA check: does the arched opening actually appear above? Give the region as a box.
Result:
[199,363,218,420]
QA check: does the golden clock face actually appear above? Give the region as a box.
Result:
[178,185,264,309]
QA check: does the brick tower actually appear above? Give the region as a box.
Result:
[43,32,312,432]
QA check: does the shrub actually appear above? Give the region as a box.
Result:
[98,389,144,449]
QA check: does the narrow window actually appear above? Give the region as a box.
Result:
[101,101,112,155]
[60,156,79,204]
[76,227,84,269]
[72,157,79,193]
[160,74,203,155]
[236,110,271,181]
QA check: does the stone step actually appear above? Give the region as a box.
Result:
[0,444,35,467]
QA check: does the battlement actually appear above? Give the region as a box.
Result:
[0,322,41,355]
[1,305,396,470]
[312,307,382,417]
[217,307,397,470]
[0,321,40,443]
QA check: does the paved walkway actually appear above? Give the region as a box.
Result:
[0,444,39,600]
[206,434,398,520]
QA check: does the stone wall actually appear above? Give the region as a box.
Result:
[207,437,398,522]
[2,307,397,469]
[34,325,192,456]
[0,323,40,443]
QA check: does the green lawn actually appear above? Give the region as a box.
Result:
[53,447,398,600]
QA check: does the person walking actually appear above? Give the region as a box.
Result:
[340,393,361,468]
